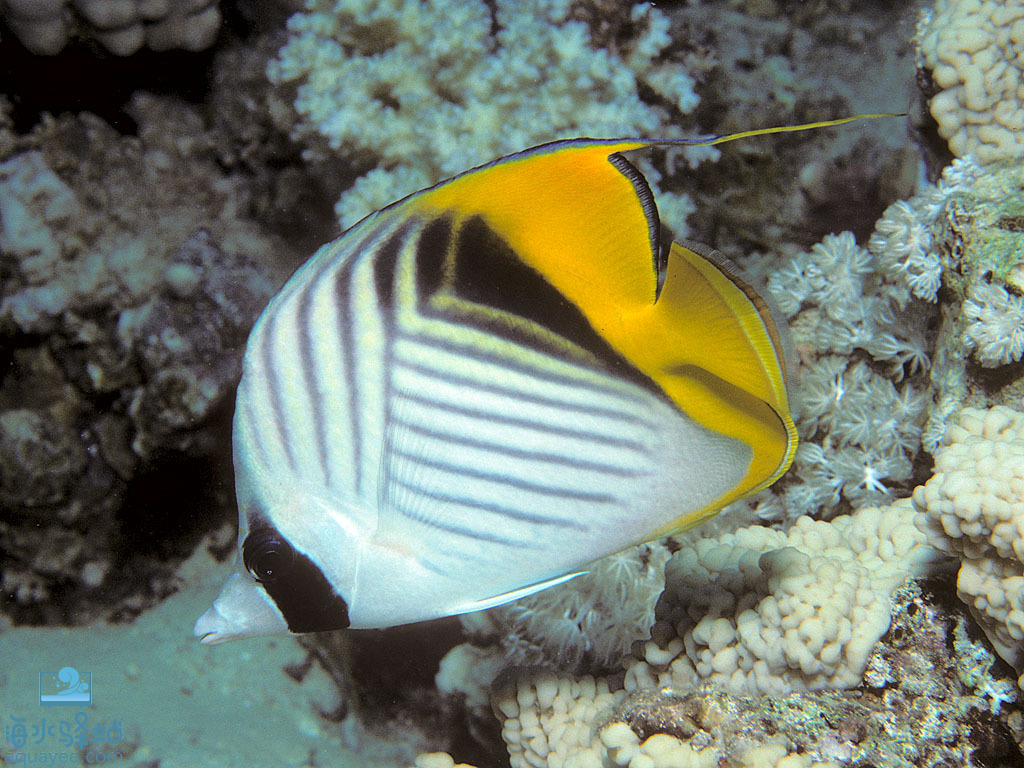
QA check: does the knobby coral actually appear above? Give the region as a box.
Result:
[914,402,1024,690]
[425,502,943,767]
[917,0,1024,163]
[626,502,938,697]
[0,0,220,55]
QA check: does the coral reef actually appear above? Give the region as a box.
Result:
[0,223,269,622]
[267,0,706,229]
[3,0,1023,765]
[674,0,916,249]
[424,578,1021,768]
[426,129,1024,768]
[737,153,1009,521]
[0,0,221,55]
[0,93,297,625]
[416,506,1022,768]
[920,156,1024,445]
[914,402,1024,691]
[917,0,1024,163]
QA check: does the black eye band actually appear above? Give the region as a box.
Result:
[243,532,296,583]
[240,520,351,632]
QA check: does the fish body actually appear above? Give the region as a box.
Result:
[195,117,889,643]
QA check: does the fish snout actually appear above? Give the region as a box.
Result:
[193,572,289,643]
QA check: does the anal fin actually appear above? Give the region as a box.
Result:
[449,571,585,615]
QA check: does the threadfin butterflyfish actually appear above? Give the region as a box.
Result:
[195,114,898,643]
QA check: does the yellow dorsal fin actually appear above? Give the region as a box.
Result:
[411,137,659,310]
[406,113,901,323]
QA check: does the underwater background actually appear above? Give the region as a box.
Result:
[1,0,1023,766]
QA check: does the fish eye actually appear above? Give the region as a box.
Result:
[243,534,295,583]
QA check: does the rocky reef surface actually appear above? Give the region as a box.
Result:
[1,1,1022,767]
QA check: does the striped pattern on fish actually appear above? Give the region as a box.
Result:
[235,206,739,595]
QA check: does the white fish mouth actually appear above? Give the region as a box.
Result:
[193,605,235,645]
[193,572,290,643]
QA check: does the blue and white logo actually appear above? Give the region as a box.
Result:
[39,667,91,706]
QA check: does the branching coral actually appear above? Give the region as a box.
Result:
[268,0,708,228]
